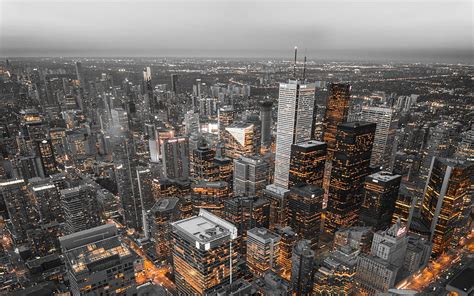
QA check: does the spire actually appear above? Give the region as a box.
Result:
[303,56,307,82]
[293,46,298,79]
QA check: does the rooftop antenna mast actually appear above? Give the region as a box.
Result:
[303,55,307,82]
[293,46,298,79]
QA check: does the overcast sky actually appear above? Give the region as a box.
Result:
[0,0,472,62]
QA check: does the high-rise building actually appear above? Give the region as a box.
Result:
[29,181,63,224]
[289,140,326,188]
[455,129,474,162]
[184,110,200,135]
[359,106,398,170]
[60,185,100,235]
[274,226,297,281]
[191,142,215,182]
[286,185,324,250]
[322,83,351,198]
[224,196,270,254]
[233,155,268,197]
[291,240,315,296]
[36,139,58,176]
[246,227,281,277]
[143,66,155,115]
[223,122,258,159]
[325,122,376,234]
[360,171,402,230]
[355,221,408,295]
[75,61,84,89]
[263,184,290,229]
[391,184,417,227]
[274,80,316,189]
[171,209,238,295]
[148,197,181,264]
[420,157,472,257]
[191,181,231,217]
[60,224,138,295]
[170,73,179,94]
[161,137,190,180]
[322,83,351,156]
[259,101,273,147]
[218,105,235,139]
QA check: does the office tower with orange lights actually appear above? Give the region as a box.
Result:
[246,227,281,277]
[191,141,216,182]
[36,139,58,176]
[60,185,100,235]
[325,122,376,234]
[223,122,258,159]
[274,226,297,280]
[218,105,235,139]
[289,140,326,188]
[263,184,290,229]
[60,224,138,296]
[322,83,351,196]
[360,171,402,230]
[171,209,238,295]
[274,80,316,189]
[191,181,231,216]
[391,184,417,227]
[286,185,324,250]
[420,157,473,257]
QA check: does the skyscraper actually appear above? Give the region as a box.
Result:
[325,122,376,234]
[289,140,326,188]
[171,209,238,295]
[60,224,138,295]
[274,80,316,189]
[233,155,268,197]
[286,184,324,250]
[359,106,398,170]
[246,227,281,277]
[60,185,100,235]
[191,142,215,182]
[420,157,472,257]
[170,73,179,94]
[223,122,258,159]
[359,171,402,230]
[161,137,190,180]
[36,139,58,176]
[218,105,235,139]
[259,101,273,147]
[291,240,315,296]
[74,61,84,89]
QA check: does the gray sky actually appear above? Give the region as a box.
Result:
[0,0,472,62]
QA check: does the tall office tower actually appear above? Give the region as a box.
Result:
[322,83,351,155]
[263,184,290,229]
[148,197,181,264]
[246,227,281,277]
[161,137,190,180]
[359,106,398,169]
[322,83,351,197]
[74,61,84,88]
[355,221,408,295]
[275,226,297,280]
[274,80,316,189]
[111,107,130,131]
[191,142,215,182]
[420,157,472,257]
[401,234,432,278]
[191,181,231,216]
[155,127,175,160]
[286,185,324,250]
[218,105,235,139]
[30,181,63,224]
[233,155,269,197]
[291,240,315,296]
[391,184,417,227]
[213,146,233,185]
[60,224,138,295]
[60,186,100,235]
[171,209,238,295]
[289,140,326,188]
[143,66,156,114]
[224,196,270,254]
[35,139,58,176]
[259,101,273,147]
[333,226,374,254]
[1,179,38,244]
[136,167,153,233]
[223,122,258,159]
[359,171,402,230]
[455,129,474,162]
[325,122,376,234]
[184,110,200,135]
[170,73,179,94]
[144,123,159,163]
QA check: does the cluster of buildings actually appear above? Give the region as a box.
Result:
[0,55,472,296]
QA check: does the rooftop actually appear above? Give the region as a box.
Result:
[368,171,402,183]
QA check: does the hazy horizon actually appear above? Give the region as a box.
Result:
[1,0,472,63]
